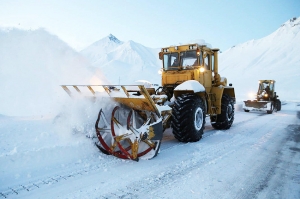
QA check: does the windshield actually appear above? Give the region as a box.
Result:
[180,50,198,68]
[163,50,201,70]
[258,81,274,94]
[163,53,179,70]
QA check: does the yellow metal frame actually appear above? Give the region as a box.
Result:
[61,85,161,117]
[159,43,235,115]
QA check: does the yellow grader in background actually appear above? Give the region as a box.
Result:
[243,80,281,114]
[61,43,235,161]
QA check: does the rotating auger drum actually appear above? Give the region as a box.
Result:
[95,105,163,161]
[61,84,170,161]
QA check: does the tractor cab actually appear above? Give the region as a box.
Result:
[160,44,209,71]
[257,80,275,101]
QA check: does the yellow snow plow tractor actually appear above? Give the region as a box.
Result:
[243,80,281,114]
[61,43,235,161]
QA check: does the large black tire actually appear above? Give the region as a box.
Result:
[244,109,250,112]
[211,94,234,129]
[171,93,206,142]
[267,102,274,114]
[277,100,281,111]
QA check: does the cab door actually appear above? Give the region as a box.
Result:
[202,53,212,92]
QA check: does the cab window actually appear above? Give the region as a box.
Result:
[180,50,197,67]
[204,55,210,70]
[211,54,215,71]
[163,53,179,70]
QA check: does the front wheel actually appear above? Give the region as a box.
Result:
[171,93,206,142]
[267,102,274,114]
[211,94,235,129]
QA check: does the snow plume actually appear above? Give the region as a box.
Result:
[52,95,118,141]
[0,28,108,116]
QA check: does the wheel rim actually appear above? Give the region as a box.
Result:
[194,107,203,131]
[227,104,233,121]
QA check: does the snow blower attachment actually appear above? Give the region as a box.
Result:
[61,85,171,161]
[62,43,236,161]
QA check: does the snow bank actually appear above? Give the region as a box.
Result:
[0,28,108,116]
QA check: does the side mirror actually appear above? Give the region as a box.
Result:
[158,52,163,60]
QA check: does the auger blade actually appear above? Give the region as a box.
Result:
[95,106,163,161]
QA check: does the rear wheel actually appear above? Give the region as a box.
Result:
[171,93,206,142]
[211,94,234,129]
[244,109,250,112]
[277,100,281,111]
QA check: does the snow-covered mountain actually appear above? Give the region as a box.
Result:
[1,17,299,117]
[81,34,161,85]
[0,28,108,116]
[219,17,300,101]
[80,17,300,102]
[80,34,123,66]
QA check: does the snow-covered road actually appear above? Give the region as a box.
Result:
[1,102,299,199]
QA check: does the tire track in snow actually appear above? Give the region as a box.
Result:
[159,111,267,152]
[0,154,126,198]
[97,114,282,198]
[219,114,296,199]
[0,112,279,198]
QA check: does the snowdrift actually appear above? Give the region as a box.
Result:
[0,28,108,116]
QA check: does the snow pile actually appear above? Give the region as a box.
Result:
[0,28,108,116]
[174,80,205,92]
[219,17,300,101]
[186,39,212,48]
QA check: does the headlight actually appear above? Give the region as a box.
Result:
[248,92,255,98]
[158,69,162,75]
[199,67,205,73]
[264,93,268,97]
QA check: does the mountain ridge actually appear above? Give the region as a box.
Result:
[219,17,300,101]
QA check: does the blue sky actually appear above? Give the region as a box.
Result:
[0,0,299,51]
